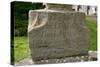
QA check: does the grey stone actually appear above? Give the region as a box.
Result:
[15,57,33,66]
[15,51,97,65]
[45,3,73,11]
[28,3,90,62]
[88,51,97,61]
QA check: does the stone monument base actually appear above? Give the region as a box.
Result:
[15,51,97,66]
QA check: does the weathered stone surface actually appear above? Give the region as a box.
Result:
[28,9,90,61]
[45,3,73,11]
[15,51,97,66]
[88,51,97,60]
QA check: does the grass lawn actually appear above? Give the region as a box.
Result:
[13,17,97,63]
[85,17,97,51]
[14,36,30,63]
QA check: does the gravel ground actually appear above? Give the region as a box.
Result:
[15,51,97,66]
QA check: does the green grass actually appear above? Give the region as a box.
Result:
[85,17,97,51]
[14,17,97,63]
[14,36,30,63]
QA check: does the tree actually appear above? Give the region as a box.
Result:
[12,1,44,36]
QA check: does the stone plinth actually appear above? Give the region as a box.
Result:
[28,4,90,62]
[15,51,97,65]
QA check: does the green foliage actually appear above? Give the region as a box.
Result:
[13,1,44,36]
[85,17,97,51]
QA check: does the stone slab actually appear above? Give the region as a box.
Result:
[28,10,90,61]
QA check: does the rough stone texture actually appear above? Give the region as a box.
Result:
[88,51,97,60]
[45,3,73,11]
[15,57,33,66]
[28,9,90,62]
[15,51,97,66]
